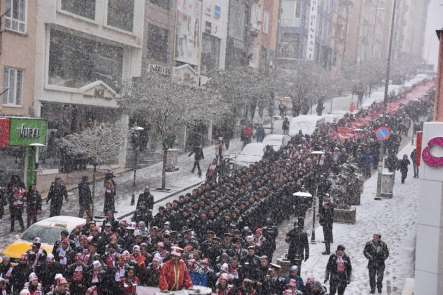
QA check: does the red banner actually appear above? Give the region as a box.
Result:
[416,131,423,166]
[0,118,10,148]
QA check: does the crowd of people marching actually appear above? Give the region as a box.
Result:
[0,83,434,295]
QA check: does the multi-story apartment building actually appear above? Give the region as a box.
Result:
[226,0,279,73]
[226,0,250,69]
[174,0,229,85]
[276,0,311,70]
[143,0,176,78]
[1,0,37,116]
[0,0,43,184]
[33,0,146,167]
[315,0,335,69]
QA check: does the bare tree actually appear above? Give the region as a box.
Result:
[63,123,123,214]
[120,74,225,190]
[206,67,275,122]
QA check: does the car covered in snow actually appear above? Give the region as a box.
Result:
[2,216,85,259]
[234,143,266,167]
[262,134,290,151]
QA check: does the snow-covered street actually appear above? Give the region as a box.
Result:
[273,143,419,295]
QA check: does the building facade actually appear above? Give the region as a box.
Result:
[226,0,250,69]
[0,0,41,183]
[143,0,176,78]
[33,0,146,168]
[1,0,37,116]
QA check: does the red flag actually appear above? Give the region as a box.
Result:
[416,131,423,167]
[0,118,10,148]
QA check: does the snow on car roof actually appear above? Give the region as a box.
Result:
[33,216,86,231]
[240,143,266,155]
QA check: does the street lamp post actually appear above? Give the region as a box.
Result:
[29,143,45,187]
[310,150,325,243]
[376,0,398,198]
[131,126,144,188]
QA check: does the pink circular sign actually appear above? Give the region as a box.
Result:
[422,137,443,168]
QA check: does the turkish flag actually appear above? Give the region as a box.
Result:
[416,131,423,166]
[0,118,10,148]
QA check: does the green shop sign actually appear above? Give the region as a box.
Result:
[9,118,48,146]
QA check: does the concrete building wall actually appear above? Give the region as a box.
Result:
[33,0,145,116]
[0,0,37,116]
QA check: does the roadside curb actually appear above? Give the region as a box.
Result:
[116,181,203,220]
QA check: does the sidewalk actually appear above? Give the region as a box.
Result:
[288,143,418,295]
[55,139,244,218]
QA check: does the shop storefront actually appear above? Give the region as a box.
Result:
[0,117,48,187]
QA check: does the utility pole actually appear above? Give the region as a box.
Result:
[376,0,398,198]
[383,0,398,108]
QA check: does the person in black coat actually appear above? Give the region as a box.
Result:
[410,149,418,178]
[78,176,92,218]
[36,254,64,294]
[286,223,309,273]
[26,185,42,228]
[189,145,205,177]
[364,234,390,294]
[325,245,352,295]
[47,177,68,217]
[319,198,334,255]
[398,154,411,184]
[11,255,30,295]
[103,179,116,215]
[282,117,290,135]
[134,186,154,225]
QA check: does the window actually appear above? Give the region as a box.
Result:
[107,0,134,32]
[147,24,169,63]
[48,30,123,91]
[5,0,27,33]
[296,0,302,18]
[61,0,96,20]
[3,67,23,106]
[150,0,169,10]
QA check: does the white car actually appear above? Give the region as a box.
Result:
[262,134,291,151]
[235,143,266,167]
[2,216,86,259]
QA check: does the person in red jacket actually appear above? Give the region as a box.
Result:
[159,248,193,292]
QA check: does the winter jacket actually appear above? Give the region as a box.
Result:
[363,240,389,268]
[159,259,193,291]
[325,254,352,282]
[78,181,92,207]
[26,190,42,212]
[286,229,309,261]
[188,147,205,161]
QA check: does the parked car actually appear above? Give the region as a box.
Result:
[262,134,290,151]
[234,143,266,167]
[2,216,86,259]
